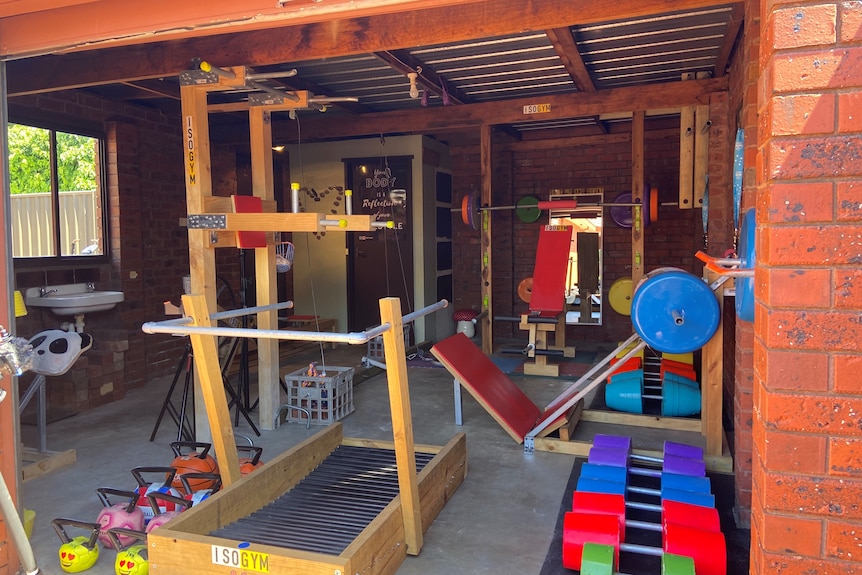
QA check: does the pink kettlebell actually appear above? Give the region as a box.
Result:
[95,487,144,547]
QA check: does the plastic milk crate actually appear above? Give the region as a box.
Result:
[283,365,355,425]
[367,323,412,360]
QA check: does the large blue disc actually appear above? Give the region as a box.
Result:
[735,208,755,322]
[631,268,720,354]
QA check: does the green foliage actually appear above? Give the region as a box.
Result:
[7,123,97,195]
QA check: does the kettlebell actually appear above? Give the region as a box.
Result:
[52,518,101,573]
[95,488,145,548]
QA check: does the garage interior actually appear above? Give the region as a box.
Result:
[0,0,859,574]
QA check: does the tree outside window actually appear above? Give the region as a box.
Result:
[8,123,105,259]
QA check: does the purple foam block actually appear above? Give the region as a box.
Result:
[587,447,631,468]
[662,453,707,477]
[663,441,704,461]
[592,434,633,452]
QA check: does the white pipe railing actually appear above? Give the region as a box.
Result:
[143,299,449,345]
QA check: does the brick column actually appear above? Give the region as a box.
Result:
[733,0,761,529]
[752,0,862,573]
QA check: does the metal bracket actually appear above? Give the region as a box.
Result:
[523,437,534,454]
[248,92,289,107]
[187,214,226,229]
[179,70,222,87]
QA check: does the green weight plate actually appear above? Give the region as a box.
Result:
[581,542,615,575]
[516,195,541,223]
[662,553,696,575]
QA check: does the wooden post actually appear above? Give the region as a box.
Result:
[480,123,494,354]
[679,72,695,210]
[700,271,724,456]
[248,107,280,431]
[693,71,711,210]
[180,83,218,442]
[182,294,242,487]
[378,297,423,555]
[631,111,645,286]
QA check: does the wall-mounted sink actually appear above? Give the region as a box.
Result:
[24,284,124,316]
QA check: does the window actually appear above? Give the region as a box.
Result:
[8,123,106,260]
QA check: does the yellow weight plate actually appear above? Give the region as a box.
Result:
[608,276,633,316]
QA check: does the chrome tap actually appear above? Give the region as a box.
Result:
[39,287,58,297]
[86,282,96,293]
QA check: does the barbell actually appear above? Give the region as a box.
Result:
[455,184,673,230]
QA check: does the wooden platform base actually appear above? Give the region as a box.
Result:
[148,423,467,575]
[21,447,77,481]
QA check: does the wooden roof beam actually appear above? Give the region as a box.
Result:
[374,50,468,106]
[262,75,727,142]
[5,0,744,96]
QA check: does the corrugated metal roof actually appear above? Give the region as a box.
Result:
[572,6,737,89]
[86,4,741,133]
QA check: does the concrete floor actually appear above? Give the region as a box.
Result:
[19,340,587,575]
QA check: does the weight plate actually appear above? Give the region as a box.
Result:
[608,277,633,316]
[631,268,720,354]
[517,277,533,303]
[461,194,471,227]
[467,194,477,230]
[516,195,541,223]
[610,192,633,228]
[735,208,755,322]
[643,183,652,227]
[650,184,659,224]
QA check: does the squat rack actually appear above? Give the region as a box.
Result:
[178,62,382,436]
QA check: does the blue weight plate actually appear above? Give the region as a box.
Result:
[631,269,720,354]
[736,208,755,322]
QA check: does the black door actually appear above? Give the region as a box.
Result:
[345,156,414,331]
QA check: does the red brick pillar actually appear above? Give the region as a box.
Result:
[752,0,862,573]
[733,0,761,529]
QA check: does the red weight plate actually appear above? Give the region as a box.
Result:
[663,522,727,575]
[562,512,621,570]
[650,185,660,223]
[661,499,721,532]
[571,492,627,543]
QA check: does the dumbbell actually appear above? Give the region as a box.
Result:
[589,445,707,478]
[580,542,695,575]
[571,490,720,545]
[577,463,715,508]
[592,434,706,474]
[604,369,701,417]
[563,507,726,575]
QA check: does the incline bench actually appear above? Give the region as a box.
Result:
[430,332,584,443]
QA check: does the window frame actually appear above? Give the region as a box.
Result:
[8,115,109,267]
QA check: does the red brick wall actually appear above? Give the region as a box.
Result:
[752,0,862,572]
[11,92,190,410]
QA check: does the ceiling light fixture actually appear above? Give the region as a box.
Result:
[407,68,421,99]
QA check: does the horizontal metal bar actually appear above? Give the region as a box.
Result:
[210,300,294,321]
[142,299,448,344]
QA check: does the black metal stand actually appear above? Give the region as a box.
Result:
[237,249,254,421]
[149,341,196,443]
[150,334,261,442]
[222,335,261,436]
